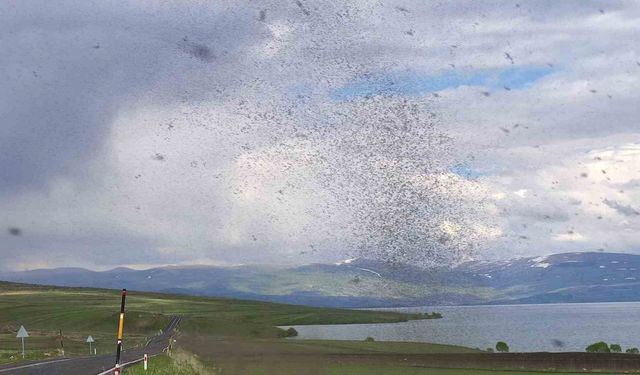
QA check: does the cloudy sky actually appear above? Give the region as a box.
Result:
[1,0,639,271]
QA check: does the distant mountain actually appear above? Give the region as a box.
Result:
[1,252,639,308]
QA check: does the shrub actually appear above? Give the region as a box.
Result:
[610,344,622,353]
[415,312,443,319]
[276,327,298,338]
[626,347,639,354]
[586,341,610,353]
[364,337,375,342]
[276,328,288,338]
[486,347,494,353]
[495,341,509,353]
[286,327,298,337]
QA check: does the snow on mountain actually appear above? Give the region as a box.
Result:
[1,252,639,307]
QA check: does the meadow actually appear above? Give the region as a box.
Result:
[0,281,440,366]
[0,281,637,374]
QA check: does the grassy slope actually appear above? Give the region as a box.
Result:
[0,281,446,365]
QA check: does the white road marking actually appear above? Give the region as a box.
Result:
[0,358,75,373]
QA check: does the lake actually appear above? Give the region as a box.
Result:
[285,302,640,352]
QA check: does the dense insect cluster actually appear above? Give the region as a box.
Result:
[231,93,493,267]
[3,0,638,270]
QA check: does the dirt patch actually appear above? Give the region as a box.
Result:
[331,352,640,372]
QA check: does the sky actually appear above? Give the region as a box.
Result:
[1,0,639,271]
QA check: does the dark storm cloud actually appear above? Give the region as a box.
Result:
[2,228,177,270]
[0,0,260,193]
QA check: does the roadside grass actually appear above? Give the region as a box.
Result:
[0,349,59,365]
[125,351,216,375]
[125,355,172,375]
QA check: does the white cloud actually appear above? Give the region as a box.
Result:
[1,0,639,269]
[481,141,640,259]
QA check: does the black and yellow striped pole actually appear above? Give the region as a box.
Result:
[114,289,127,375]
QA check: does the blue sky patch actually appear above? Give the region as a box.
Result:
[333,66,553,100]
[450,164,483,180]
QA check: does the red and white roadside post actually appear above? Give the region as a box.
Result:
[143,354,148,371]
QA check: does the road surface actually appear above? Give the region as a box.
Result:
[0,316,181,375]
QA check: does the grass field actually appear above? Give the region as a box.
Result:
[0,281,435,366]
[127,353,633,375]
[0,281,635,374]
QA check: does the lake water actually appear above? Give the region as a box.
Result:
[286,302,640,352]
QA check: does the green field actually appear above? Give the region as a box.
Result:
[0,281,442,366]
[126,353,632,375]
[0,281,634,374]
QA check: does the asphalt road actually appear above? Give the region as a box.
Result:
[0,316,181,375]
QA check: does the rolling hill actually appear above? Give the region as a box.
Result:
[1,252,639,307]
